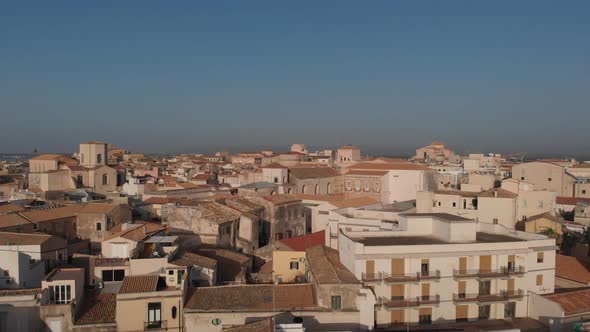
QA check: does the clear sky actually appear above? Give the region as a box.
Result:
[1,1,589,157]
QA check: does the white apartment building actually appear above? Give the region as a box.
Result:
[338,213,556,328]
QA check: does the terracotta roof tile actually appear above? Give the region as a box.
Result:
[557,197,590,205]
[185,284,316,311]
[345,169,388,176]
[0,213,31,228]
[349,162,432,171]
[545,288,590,315]
[280,230,325,251]
[0,288,42,297]
[75,292,116,325]
[169,252,217,269]
[0,203,24,214]
[289,167,339,179]
[118,275,159,294]
[0,231,54,245]
[556,254,590,285]
[306,245,359,284]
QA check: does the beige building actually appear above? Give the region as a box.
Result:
[344,162,436,204]
[269,250,307,283]
[338,213,556,328]
[116,274,183,331]
[336,145,361,164]
[413,141,455,164]
[512,161,576,196]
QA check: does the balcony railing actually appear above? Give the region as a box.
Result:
[452,289,524,304]
[144,320,167,330]
[453,266,525,279]
[378,294,440,308]
[362,270,440,283]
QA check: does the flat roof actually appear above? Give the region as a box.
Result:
[353,232,525,246]
[401,212,474,222]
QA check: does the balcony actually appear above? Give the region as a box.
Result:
[378,295,440,309]
[452,290,524,304]
[144,320,167,330]
[361,272,384,283]
[453,266,525,280]
[362,270,441,284]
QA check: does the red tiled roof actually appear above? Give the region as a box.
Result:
[263,162,288,169]
[75,293,116,325]
[280,230,325,251]
[349,162,432,171]
[0,288,42,297]
[556,197,590,205]
[118,275,159,294]
[545,288,590,316]
[556,255,590,285]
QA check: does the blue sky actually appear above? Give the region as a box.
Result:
[1,1,589,156]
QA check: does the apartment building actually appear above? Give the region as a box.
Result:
[338,213,556,328]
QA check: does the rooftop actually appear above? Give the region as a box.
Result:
[0,288,42,297]
[185,284,316,311]
[306,245,359,284]
[169,251,217,269]
[262,194,301,205]
[280,230,325,251]
[351,232,525,246]
[349,162,431,171]
[0,231,54,246]
[75,292,116,326]
[222,318,274,332]
[44,268,84,282]
[289,167,340,179]
[545,288,590,316]
[118,275,161,294]
[556,254,590,285]
[401,212,474,222]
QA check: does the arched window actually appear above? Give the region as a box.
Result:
[327,182,332,194]
[102,174,108,185]
[301,185,306,194]
[314,184,319,195]
[287,188,292,194]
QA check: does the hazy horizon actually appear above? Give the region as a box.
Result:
[1,1,589,156]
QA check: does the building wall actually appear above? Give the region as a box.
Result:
[116,292,182,332]
[517,190,556,221]
[512,162,575,196]
[80,143,107,168]
[478,196,516,229]
[272,251,306,283]
[0,297,42,331]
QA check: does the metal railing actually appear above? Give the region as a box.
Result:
[453,266,525,279]
[452,289,524,303]
[378,294,440,308]
[362,270,441,283]
[144,320,167,330]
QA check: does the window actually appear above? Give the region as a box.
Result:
[493,218,499,225]
[147,302,162,328]
[211,318,222,326]
[421,260,430,276]
[374,182,380,192]
[583,190,587,194]
[478,305,491,320]
[319,210,329,215]
[452,202,456,207]
[102,174,108,185]
[354,180,361,191]
[49,285,72,304]
[345,180,352,191]
[33,223,38,230]
[274,177,278,183]
[520,177,525,180]
[419,308,432,325]
[102,269,125,282]
[536,274,543,286]
[537,252,544,263]
[96,223,102,231]
[97,154,102,164]
[77,175,83,187]
[538,200,544,208]
[364,181,370,192]
[331,296,342,310]
[548,178,552,181]
[168,270,174,275]
[171,306,177,319]
[290,261,299,270]
[438,202,441,207]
